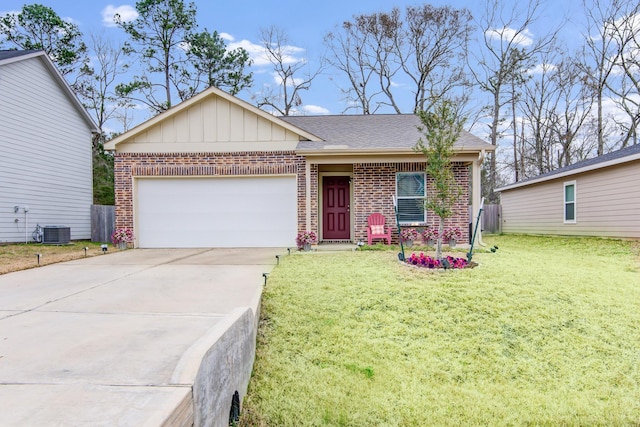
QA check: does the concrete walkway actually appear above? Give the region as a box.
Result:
[0,248,282,426]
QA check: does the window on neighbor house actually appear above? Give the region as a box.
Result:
[396,172,426,224]
[564,181,576,223]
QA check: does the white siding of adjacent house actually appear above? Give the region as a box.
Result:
[0,56,93,243]
[500,160,640,238]
[115,94,301,153]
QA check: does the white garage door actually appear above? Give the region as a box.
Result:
[136,176,297,248]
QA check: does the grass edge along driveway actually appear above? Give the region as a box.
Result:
[241,235,640,426]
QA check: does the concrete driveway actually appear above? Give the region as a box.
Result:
[0,248,283,426]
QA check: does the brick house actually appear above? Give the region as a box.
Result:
[105,87,493,248]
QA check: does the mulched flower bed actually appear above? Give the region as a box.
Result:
[405,252,477,269]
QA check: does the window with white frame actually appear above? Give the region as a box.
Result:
[396,172,426,224]
[564,181,576,223]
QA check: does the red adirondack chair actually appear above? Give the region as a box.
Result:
[367,213,392,245]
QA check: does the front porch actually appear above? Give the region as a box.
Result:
[302,159,479,246]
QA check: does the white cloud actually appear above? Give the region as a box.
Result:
[486,26,534,47]
[219,32,234,42]
[271,72,306,87]
[228,39,306,67]
[528,63,556,74]
[228,39,269,65]
[63,16,80,26]
[302,105,330,115]
[102,5,138,28]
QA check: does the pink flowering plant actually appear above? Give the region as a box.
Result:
[406,252,468,269]
[400,228,419,241]
[111,227,134,244]
[422,228,439,241]
[443,227,462,242]
[296,230,317,248]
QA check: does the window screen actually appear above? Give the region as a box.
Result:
[564,182,576,222]
[396,173,426,223]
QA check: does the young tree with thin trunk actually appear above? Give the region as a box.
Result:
[415,100,464,261]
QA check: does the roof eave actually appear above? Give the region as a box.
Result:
[296,145,494,156]
[3,51,99,133]
[496,152,640,192]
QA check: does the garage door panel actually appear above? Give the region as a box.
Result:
[137,177,297,248]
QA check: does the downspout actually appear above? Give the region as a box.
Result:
[474,150,486,247]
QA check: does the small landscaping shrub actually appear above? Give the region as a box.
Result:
[111,227,134,244]
[400,228,419,241]
[422,228,439,241]
[296,230,317,248]
[442,227,462,242]
[406,252,468,269]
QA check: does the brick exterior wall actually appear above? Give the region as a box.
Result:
[114,151,307,233]
[352,162,470,244]
[309,164,318,235]
[115,152,470,246]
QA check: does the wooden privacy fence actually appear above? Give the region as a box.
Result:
[482,204,502,234]
[91,205,115,243]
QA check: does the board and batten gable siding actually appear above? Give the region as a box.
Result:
[116,94,301,154]
[500,160,640,238]
[0,55,93,243]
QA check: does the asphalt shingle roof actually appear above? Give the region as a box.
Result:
[0,50,41,62]
[281,114,492,152]
[501,143,640,188]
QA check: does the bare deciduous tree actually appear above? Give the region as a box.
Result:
[469,0,555,202]
[254,26,323,116]
[324,5,473,114]
[607,5,640,147]
[402,5,473,113]
[520,49,594,178]
[579,0,627,154]
[324,21,381,114]
[77,34,129,148]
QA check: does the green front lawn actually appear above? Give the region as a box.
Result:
[241,235,640,426]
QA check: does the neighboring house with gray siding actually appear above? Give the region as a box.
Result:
[496,144,640,239]
[0,50,98,243]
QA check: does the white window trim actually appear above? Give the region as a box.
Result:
[396,172,427,225]
[563,180,576,224]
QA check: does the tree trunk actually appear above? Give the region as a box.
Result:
[436,218,444,261]
[597,88,604,155]
[488,88,500,203]
[165,50,172,109]
[511,89,519,182]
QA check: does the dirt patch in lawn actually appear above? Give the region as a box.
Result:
[0,242,108,275]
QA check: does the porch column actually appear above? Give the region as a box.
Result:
[305,161,311,230]
[471,151,485,246]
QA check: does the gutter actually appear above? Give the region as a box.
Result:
[295,145,495,157]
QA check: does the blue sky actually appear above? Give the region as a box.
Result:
[1,0,586,122]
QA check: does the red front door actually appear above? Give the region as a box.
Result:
[322,176,350,240]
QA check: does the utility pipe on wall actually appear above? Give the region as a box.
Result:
[24,206,29,244]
